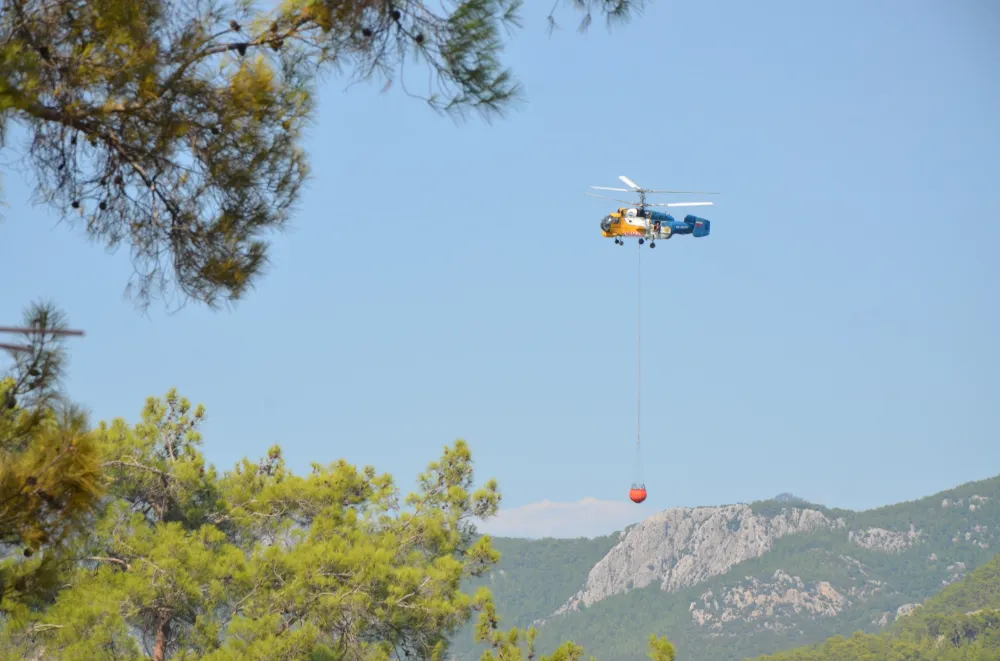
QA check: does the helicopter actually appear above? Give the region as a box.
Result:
[587,176,718,248]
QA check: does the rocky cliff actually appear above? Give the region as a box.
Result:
[690,570,853,633]
[554,504,845,615]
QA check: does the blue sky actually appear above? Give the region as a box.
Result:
[2,0,998,538]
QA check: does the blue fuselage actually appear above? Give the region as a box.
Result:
[645,211,711,238]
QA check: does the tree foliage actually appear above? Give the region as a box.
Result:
[747,609,1000,661]
[0,388,675,660]
[0,301,103,621]
[1,0,643,310]
[647,634,676,661]
[0,301,103,555]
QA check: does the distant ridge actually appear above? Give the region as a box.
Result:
[449,473,1000,661]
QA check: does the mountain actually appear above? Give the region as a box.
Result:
[749,551,1000,660]
[773,493,807,504]
[449,475,1000,661]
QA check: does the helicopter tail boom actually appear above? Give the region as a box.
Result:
[687,215,711,238]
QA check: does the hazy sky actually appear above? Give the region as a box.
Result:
[2,1,998,539]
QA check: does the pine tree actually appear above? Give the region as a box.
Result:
[2,388,502,660]
[0,301,102,555]
[0,302,104,614]
[648,634,677,661]
[0,387,677,660]
[1,0,643,310]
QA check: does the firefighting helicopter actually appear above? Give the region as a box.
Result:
[588,177,719,506]
[587,175,717,248]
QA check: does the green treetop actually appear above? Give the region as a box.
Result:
[0,386,678,661]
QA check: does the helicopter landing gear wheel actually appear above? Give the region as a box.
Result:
[650,242,656,248]
[638,238,645,245]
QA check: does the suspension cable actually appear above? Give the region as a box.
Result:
[636,239,641,455]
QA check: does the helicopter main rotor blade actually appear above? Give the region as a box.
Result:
[586,192,635,204]
[619,175,641,190]
[590,186,631,192]
[644,202,714,208]
[642,190,721,195]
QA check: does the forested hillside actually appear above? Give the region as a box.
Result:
[464,535,621,627]
[751,552,1000,660]
[447,476,1000,661]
